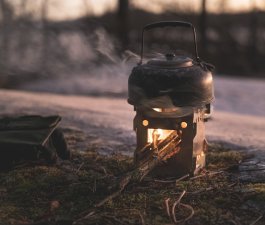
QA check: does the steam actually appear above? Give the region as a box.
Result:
[14,27,140,97]
[95,28,119,64]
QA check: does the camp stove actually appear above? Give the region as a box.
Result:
[128,21,214,177]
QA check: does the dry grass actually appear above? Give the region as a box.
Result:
[0,142,264,225]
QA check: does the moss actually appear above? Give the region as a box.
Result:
[246,183,265,208]
[0,141,263,225]
[207,143,243,170]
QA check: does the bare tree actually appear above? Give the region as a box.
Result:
[17,0,29,59]
[218,0,228,13]
[41,0,49,75]
[117,0,129,48]
[248,0,258,72]
[199,0,207,50]
[82,0,94,16]
[0,0,13,73]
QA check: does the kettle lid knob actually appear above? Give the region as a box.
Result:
[165,53,175,61]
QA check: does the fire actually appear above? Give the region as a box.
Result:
[147,128,173,143]
[152,108,181,113]
[153,108,162,112]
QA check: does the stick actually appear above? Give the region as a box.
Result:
[154,179,176,183]
[175,174,190,184]
[120,209,146,225]
[76,162,84,173]
[189,170,223,180]
[164,198,171,217]
[154,174,189,184]
[95,175,131,208]
[250,214,264,225]
[75,132,182,223]
[188,187,214,195]
[171,191,186,223]
[165,191,194,224]
[177,203,195,223]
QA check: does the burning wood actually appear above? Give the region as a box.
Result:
[92,131,181,209]
[131,130,182,181]
[74,131,182,223]
[136,130,181,167]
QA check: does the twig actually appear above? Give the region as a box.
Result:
[76,176,127,222]
[250,213,264,225]
[188,187,214,195]
[189,171,223,180]
[75,132,182,223]
[165,191,194,224]
[178,203,195,222]
[164,198,171,217]
[96,189,122,208]
[154,174,189,184]
[154,179,176,183]
[95,174,132,208]
[74,208,145,225]
[228,182,237,188]
[76,162,84,173]
[73,211,95,224]
[171,191,186,223]
[155,174,189,184]
[175,174,190,184]
[121,209,146,225]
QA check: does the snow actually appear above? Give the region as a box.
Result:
[0,90,135,155]
[1,74,265,159]
[207,76,265,155]
[213,76,265,117]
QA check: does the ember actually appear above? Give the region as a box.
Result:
[128,21,214,177]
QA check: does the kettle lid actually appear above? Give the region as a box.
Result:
[146,53,193,69]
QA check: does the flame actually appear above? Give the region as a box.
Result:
[152,108,180,113]
[153,108,162,112]
[147,128,173,143]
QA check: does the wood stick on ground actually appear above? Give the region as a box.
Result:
[188,186,214,195]
[76,162,84,173]
[171,190,186,223]
[120,209,146,225]
[154,174,189,184]
[189,170,223,180]
[154,179,176,183]
[250,213,264,225]
[164,198,171,218]
[171,191,194,224]
[96,131,181,207]
[75,131,181,223]
[95,174,132,208]
[165,190,194,224]
[175,174,190,184]
[176,203,195,223]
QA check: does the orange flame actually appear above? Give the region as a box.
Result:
[147,128,173,143]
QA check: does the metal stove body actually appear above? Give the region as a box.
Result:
[128,21,214,177]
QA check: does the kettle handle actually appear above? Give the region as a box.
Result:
[139,21,200,64]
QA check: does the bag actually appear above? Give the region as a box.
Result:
[0,115,70,169]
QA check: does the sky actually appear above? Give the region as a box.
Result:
[7,0,265,21]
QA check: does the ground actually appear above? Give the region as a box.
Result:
[0,75,264,224]
[1,75,265,178]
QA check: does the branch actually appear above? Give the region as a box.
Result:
[75,131,182,223]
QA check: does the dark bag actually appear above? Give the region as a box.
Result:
[0,115,70,169]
